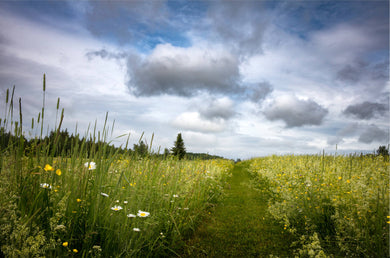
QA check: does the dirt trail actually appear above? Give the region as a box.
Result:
[182,163,294,257]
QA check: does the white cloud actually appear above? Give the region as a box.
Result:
[171,112,226,133]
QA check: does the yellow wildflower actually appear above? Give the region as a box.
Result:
[62,242,68,247]
[44,164,54,172]
[56,169,61,176]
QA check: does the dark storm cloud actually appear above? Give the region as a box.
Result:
[126,45,242,97]
[264,96,328,128]
[343,101,388,120]
[358,125,388,144]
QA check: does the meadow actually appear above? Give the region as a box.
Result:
[0,83,234,256]
[1,80,389,257]
[246,154,389,257]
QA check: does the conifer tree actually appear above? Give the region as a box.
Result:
[171,133,186,160]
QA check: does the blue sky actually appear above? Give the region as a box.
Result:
[0,0,388,159]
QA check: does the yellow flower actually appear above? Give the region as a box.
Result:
[77,198,82,202]
[44,164,54,172]
[62,242,68,247]
[73,249,78,253]
[56,169,61,176]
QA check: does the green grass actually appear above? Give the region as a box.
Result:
[0,81,235,257]
[1,78,388,257]
[183,163,295,257]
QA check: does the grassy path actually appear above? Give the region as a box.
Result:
[182,163,295,257]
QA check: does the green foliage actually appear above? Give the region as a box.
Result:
[171,133,186,160]
[377,145,389,156]
[133,140,148,157]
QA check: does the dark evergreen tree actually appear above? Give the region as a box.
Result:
[133,140,148,157]
[171,133,186,160]
[376,145,389,156]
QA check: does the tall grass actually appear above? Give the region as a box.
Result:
[246,154,389,257]
[0,76,234,257]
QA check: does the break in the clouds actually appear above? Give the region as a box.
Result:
[264,95,328,128]
[343,101,388,120]
[0,1,388,159]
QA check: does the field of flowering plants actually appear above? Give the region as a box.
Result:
[246,154,389,257]
[0,84,234,257]
[0,141,233,257]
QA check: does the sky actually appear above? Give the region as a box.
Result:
[0,0,389,159]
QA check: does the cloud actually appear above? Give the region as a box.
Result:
[85,1,170,46]
[204,1,268,56]
[171,112,226,133]
[343,101,388,120]
[247,81,273,103]
[198,97,235,120]
[264,95,328,128]
[126,44,241,97]
[358,124,388,144]
[85,49,127,61]
[336,61,366,83]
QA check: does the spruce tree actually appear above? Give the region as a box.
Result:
[171,133,186,160]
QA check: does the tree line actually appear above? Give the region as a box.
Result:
[0,129,224,160]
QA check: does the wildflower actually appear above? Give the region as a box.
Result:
[56,169,62,176]
[137,210,150,217]
[84,161,96,170]
[40,183,52,189]
[73,249,78,253]
[111,205,123,211]
[173,194,179,198]
[44,164,54,171]
[127,214,136,218]
[133,228,141,232]
[77,198,82,202]
[62,242,68,247]
[100,192,109,197]
[124,201,128,204]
